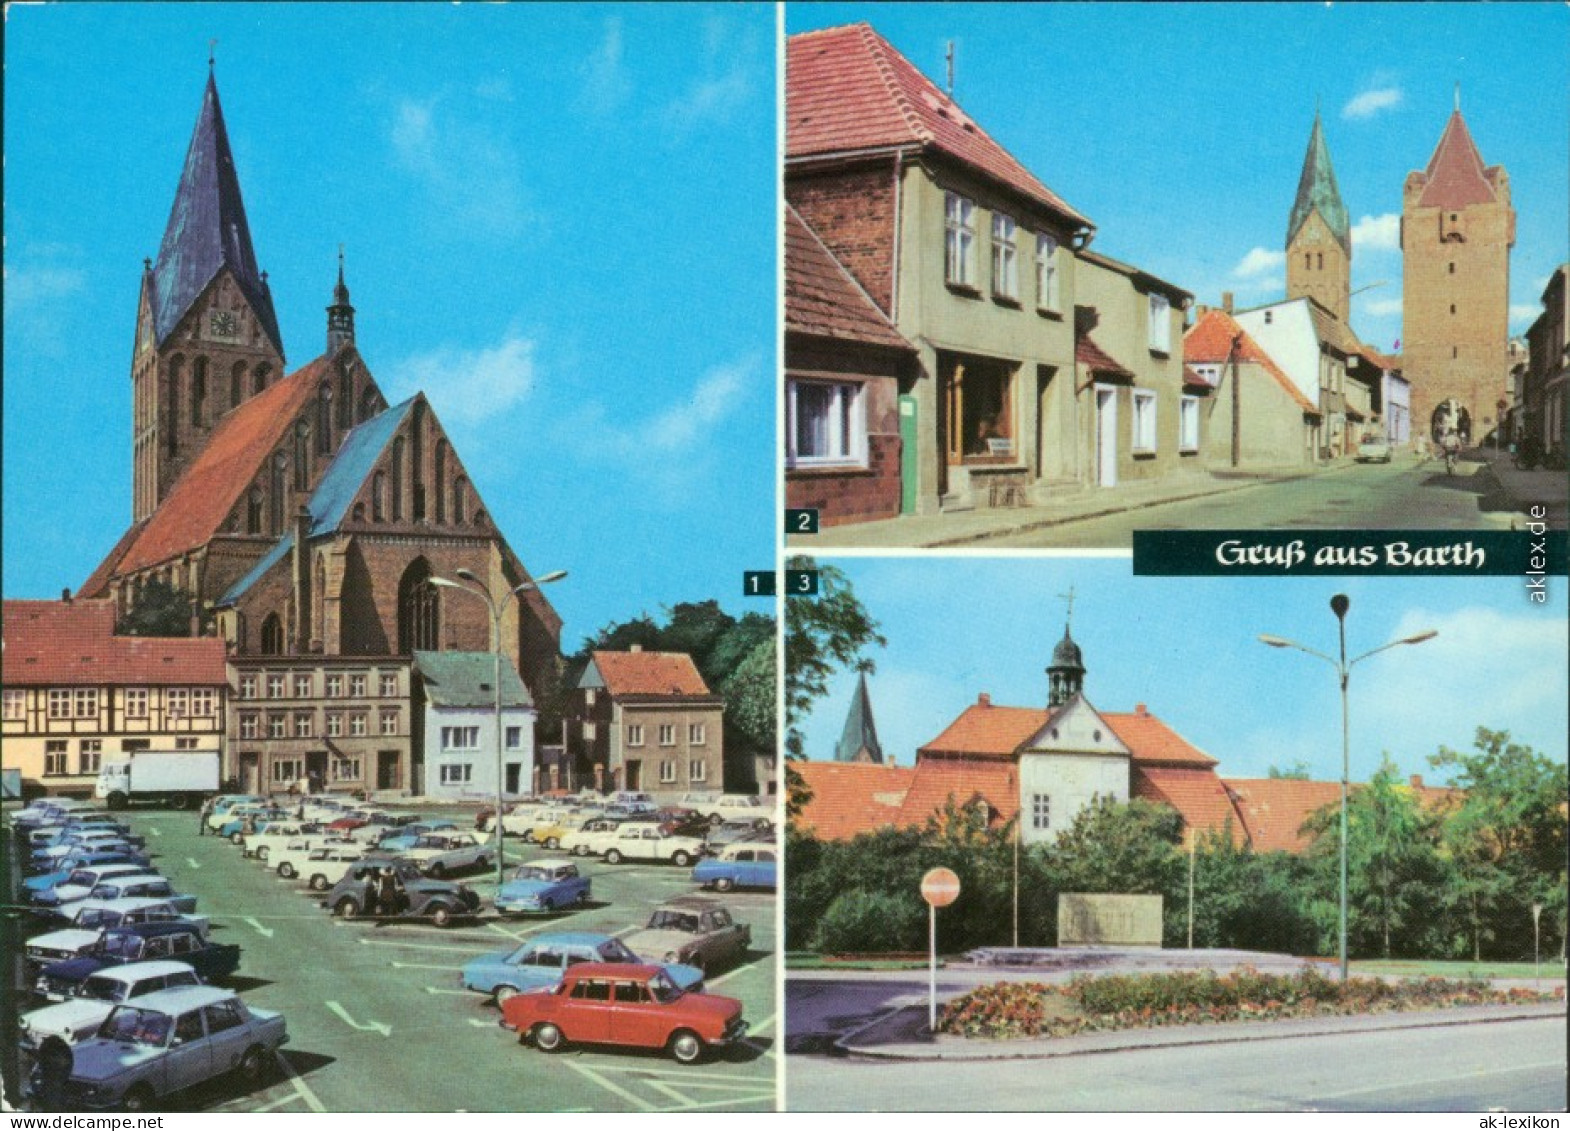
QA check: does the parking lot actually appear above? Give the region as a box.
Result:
[4,803,778,1113]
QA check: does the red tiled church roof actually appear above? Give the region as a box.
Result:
[1,599,227,686]
[1185,309,1319,414]
[1103,708,1217,767]
[78,520,150,602]
[1417,111,1499,211]
[591,650,712,698]
[794,760,915,840]
[785,205,913,351]
[787,23,1091,228]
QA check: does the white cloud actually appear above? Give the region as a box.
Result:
[1232,247,1284,279]
[2,246,88,359]
[1510,303,1541,324]
[1361,296,1404,317]
[658,17,760,133]
[385,333,537,428]
[1350,213,1400,252]
[1342,86,1403,120]
[578,17,631,115]
[388,95,529,234]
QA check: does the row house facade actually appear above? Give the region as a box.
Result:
[1523,265,1568,455]
[785,23,1191,519]
[1184,306,1321,470]
[1,598,227,797]
[412,650,536,801]
[1233,295,1370,458]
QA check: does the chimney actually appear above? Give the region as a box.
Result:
[1194,303,1210,320]
[1409,773,1423,789]
[61,588,72,603]
[977,692,991,707]
[1222,292,1234,314]
[1135,702,1148,716]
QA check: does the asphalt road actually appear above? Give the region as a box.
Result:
[980,456,1518,547]
[6,806,777,1113]
[785,1015,1568,1112]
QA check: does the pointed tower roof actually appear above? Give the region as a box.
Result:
[834,672,884,764]
[1286,112,1351,255]
[1417,110,1496,209]
[151,70,284,357]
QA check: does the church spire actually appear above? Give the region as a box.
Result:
[150,68,284,358]
[327,245,356,352]
[834,671,884,764]
[1286,109,1351,256]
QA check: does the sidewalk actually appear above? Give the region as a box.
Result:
[834,999,1567,1062]
[1471,448,1569,528]
[796,464,1358,550]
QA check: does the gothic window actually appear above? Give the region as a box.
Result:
[294,422,311,491]
[411,403,427,522]
[318,385,333,455]
[1304,253,1311,269]
[260,613,285,655]
[337,362,352,430]
[231,362,246,409]
[247,489,263,534]
[253,364,271,396]
[314,554,327,646]
[191,357,208,427]
[372,471,386,522]
[434,441,448,524]
[1316,252,1323,270]
[397,559,440,655]
[270,452,286,535]
[166,356,184,455]
[359,386,380,422]
[452,477,467,525]
[391,438,405,521]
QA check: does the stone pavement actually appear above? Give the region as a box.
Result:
[1471,448,1569,528]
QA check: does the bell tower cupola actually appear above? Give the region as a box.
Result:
[327,246,356,353]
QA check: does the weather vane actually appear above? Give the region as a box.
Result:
[1059,585,1076,628]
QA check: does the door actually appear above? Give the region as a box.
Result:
[624,760,640,791]
[239,752,259,794]
[505,763,521,796]
[377,751,399,791]
[305,751,327,793]
[898,394,919,514]
[608,979,665,1048]
[164,1010,213,1093]
[1095,386,1118,487]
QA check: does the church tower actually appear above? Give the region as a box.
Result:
[1046,624,1085,708]
[834,672,884,764]
[1401,95,1514,442]
[326,249,356,353]
[1285,110,1352,322]
[131,65,285,521]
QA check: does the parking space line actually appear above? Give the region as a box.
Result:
[592,1065,773,1085]
[424,986,471,996]
[486,922,526,942]
[278,1050,328,1114]
[565,1060,658,1111]
[390,960,466,971]
[706,958,765,988]
[358,938,483,954]
[660,1091,777,1112]
[646,1080,690,1105]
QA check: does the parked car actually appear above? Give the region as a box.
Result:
[242,820,325,861]
[34,923,242,1001]
[501,962,747,1064]
[19,961,202,1048]
[30,865,163,908]
[375,819,460,853]
[217,805,290,842]
[47,985,288,1111]
[694,794,770,826]
[86,876,198,915]
[322,859,481,927]
[559,817,629,857]
[691,844,777,892]
[1357,431,1392,463]
[494,861,591,915]
[461,931,705,1004]
[601,823,706,867]
[13,798,98,834]
[25,851,154,897]
[342,811,422,843]
[621,896,751,973]
[403,831,495,877]
[205,796,269,831]
[50,897,209,940]
[274,842,370,889]
[31,831,145,870]
[705,818,776,850]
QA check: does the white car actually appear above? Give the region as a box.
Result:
[278,843,373,891]
[19,961,202,1047]
[559,817,637,857]
[491,803,556,837]
[697,795,771,826]
[243,821,325,861]
[403,831,495,877]
[601,824,706,866]
[33,865,162,910]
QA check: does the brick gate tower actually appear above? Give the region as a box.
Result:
[1401,96,1515,443]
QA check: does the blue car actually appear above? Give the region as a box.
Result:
[691,845,777,892]
[494,861,591,915]
[460,931,704,1004]
[25,851,153,895]
[377,820,460,853]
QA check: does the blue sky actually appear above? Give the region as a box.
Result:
[789,3,1569,353]
[3,3,776,644]
[799,557,1568,786]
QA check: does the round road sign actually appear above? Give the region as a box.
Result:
[921,866,961,908]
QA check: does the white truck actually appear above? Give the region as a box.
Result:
[96,752,220,811]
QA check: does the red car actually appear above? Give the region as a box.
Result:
[500,962,747,1064]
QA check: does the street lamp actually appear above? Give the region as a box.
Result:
[431,568,567,892]
[1259,595,1436,983]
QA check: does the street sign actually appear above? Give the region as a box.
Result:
[921,867,960,908]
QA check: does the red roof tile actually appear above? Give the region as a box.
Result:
[1222,777,1461,854]
[79,520,150,599]
[108,353,332,578]
[1075,330,1135,380]
[1183,365,1216,389]
[591,650,712,698]
[1417,111,1497,210]
[1184,309,1319,414]
[1103,709,1218,767]
[1,599,228,686]
[919,702,1045,758]
[793,760,915,840]
[895,755,1018,830]
[1132,764,1245,845]
[787,23,1090,228]
[786,206,914,352]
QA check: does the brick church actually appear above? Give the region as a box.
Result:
[77,67,562,795]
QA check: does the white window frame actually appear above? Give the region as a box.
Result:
[659,760,678,784]
[688,723,706,745]
[439,763,473,786]
[379,673,398,698]
[74,688,100,718]
[166,688,189,719]
[124,688,148,718]
[658,724,676,747]
[1148,293,1172,353]
[332,755,361,781]
[267,674,286,700]
[2,688,23,721]
[688,758,708,784]
[626,724,644,747]
[293,674,313,698]
[240,713,260,740]
[79,739,103,775]
[379,710,399,736]
[294,712,313,738]
[1179,395,1200,453]
[1132,390,1158,454]
[944,191,977,287]
[44,741,69,775]
[272,757,304,784]
[239,676,257,701]
[191,688,215,717]
[786,379,866,468]
[442,725,479,751]
[349,714,368,737]
[1032,793,1051,830]
[48,689,71,719]
[1036,232,1060,311]
[350,673,367,698]
[504,725,522,750]
[268,713,287,739]
[991,212,1018,299]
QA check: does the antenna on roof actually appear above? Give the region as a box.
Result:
[945,40,955,98]
[208,38,218,69]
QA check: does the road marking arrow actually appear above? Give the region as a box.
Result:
[147,828,162,837]
[186,858,202,869]
[467,1019,494,1029]
[242,917,274,938]
[325,1000,390,1036]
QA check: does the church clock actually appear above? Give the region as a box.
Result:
[209,309,239,339]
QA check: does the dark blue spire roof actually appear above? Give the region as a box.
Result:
[151,72,284,358]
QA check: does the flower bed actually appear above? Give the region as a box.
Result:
[936,967,1564,1040]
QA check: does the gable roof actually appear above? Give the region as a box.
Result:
[1306,300,1363,359]
[151,72,283,357]
[1287,112,1351,255]
[1132,764,1245,845]
[1,599,227,686]
[786,205,914,352]
[1104,708,1218,767]
[1417,110,1498,210]
[919,701,1044,758]
[217,396,417,606]
[103,353,331,583]
[835,672,884,763]
[793,760,915,840]
[1184,309,1319,414]
[1223,776,1462,854]
[589,650,713,699]
[895,755,1018,830]
[413,650,532,710]
[787,23,1091,229]
[79,521,150,602]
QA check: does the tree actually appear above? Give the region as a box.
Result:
[117,580,196,637]
[1037,797,1186,945]
[719,636,776,786]
[1268,761,1313,780]
[783,556,884,817]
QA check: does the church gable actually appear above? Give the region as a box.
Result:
[1019,694,1131,758]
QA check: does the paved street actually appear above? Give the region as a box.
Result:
[785,1014,1567,1111]
[5,807,777,1113]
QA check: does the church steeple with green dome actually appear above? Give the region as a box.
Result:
[1286,109,1352,321]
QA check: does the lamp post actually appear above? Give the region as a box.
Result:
[431,568,567,892]
[1259,596,1436,983]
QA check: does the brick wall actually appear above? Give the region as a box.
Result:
[787,162,898,314]
[787,432,902,525]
